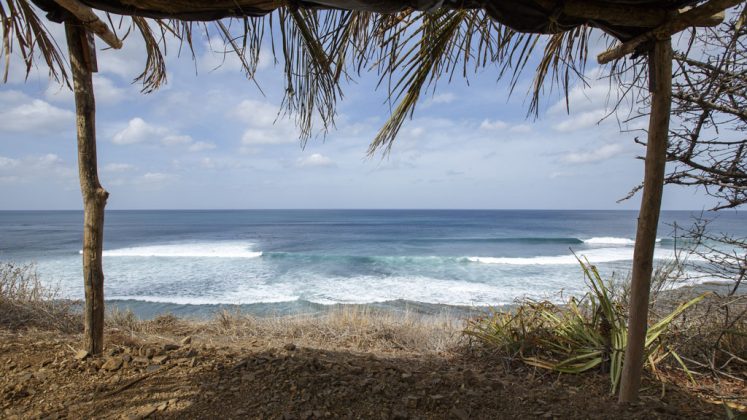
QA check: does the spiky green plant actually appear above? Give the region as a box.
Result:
[466,258,705,393]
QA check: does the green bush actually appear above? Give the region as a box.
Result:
[465,258,705,393]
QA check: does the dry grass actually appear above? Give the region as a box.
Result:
[107,306,465,354]
[0,262,81,333]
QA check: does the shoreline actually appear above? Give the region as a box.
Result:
[66,281,742,320]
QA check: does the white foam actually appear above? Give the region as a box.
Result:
[467,247,676,265]
[106,275,575,307]
[93,242,263,258]
[583,237,635,246]
[582,237,663,246]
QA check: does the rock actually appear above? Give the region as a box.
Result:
[152,355,169,365]
[284,343,297,351]
[102,357,123,372]
[180,336,192,345]
[74,350,90,361]
[146,365,161,373]
[163,344,179,352]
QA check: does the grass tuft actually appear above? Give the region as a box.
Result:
[0,262,81,333]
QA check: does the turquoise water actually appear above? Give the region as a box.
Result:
[1,210,744,316]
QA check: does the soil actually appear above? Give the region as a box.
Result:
[0,328,737,419]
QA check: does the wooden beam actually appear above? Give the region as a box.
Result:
[597,0,740,64]
[55,0,122,49]
[618,37,672,404]
[65,20,109,355]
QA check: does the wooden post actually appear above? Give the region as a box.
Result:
[65,19,109,355]
[618,37,672,403]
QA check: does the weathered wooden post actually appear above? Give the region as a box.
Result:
[617,37,672,403]
[65,19,108,355]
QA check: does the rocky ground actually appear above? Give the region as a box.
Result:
[0,327,737,420]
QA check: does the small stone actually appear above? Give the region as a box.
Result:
[33,370,49,381]
[74,350,90,361]
[17,373,33,382]
[102,357,123,372]
[146,365,161,373]
[152,355,169,365]
[140,405,157,418]
[284,343,297,351]
[180,336,192,345]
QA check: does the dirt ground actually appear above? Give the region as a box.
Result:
[0,327,739,420]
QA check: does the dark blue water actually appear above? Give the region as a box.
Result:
[1,210,744,314]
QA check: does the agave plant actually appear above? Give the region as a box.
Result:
[466,258,705,393]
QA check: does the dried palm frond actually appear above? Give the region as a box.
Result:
[1,0,68,84]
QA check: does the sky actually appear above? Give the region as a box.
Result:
[0,15,722,210]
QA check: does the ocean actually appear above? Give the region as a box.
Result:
[1,210,744,317]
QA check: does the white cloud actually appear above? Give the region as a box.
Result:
[0,153,75,184]
[553,109,610,132]
[233,99,283,126]
[111,118,210,151]
[233,99,303,149]
[141,172,176,183]
[162,135,193,145]
[188,141,217,152]
[560,143,625,164]
[297,153,335,168]
[480,119,508,130]
[241,128,296,146]
[428,92,456,105]
[103,163,135,172]
[93,76,127,105]
[0,91,74,134]
[0,156,20,169]
[44,84,74,103]
[198,41,273,75]
[112,118,167,145]
[510,124,532,133]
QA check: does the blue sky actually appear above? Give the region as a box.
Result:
[0,17,719,210]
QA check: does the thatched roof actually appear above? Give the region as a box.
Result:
[34,0,696,40]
